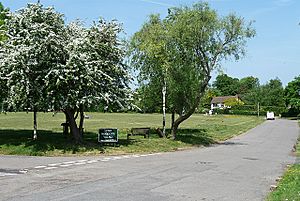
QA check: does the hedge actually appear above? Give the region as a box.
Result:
[212,105,287,116]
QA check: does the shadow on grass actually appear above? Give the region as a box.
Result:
[167,128,215,146]
[0,128,215,155]
[0,129,123,155]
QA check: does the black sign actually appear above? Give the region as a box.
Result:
[98,128,118,143]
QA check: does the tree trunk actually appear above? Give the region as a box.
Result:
[79,104,84,138]
[156,128,165,138]
[171,110,175,130]
[33,109,37,140]
[162,79,166,137]
[170,76,211,139]
[170,118,179,140]
[64,109,82,144]
[63,112,70,136]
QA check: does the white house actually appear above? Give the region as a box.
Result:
[210,95,240,110]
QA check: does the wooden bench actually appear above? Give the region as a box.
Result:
[127,128,150,140]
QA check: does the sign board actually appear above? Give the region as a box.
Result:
[98,128,118,143]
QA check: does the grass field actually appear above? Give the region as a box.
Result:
[266,133,300,201]
[0,112,264,156]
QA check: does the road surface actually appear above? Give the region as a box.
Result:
[0,119,299,201]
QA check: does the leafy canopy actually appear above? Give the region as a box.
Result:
[0,3,129,113]
[46,19,129,111]
[165,2,255,115]
[129,2,255,137]
[285,75,300,113]
[0,3,66,111]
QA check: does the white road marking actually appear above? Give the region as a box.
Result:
[34,166,47,169]
[87,160,98,164]
[148,153,161,156]
[19,170,28,174]
[76,160,88,163]
[31,153,163,172]
[63,161,77,164]
[122,156,131,158]
[59,164,73,167]
[0,173,18,177]
[112,156,122,160]
[48,163,62,166]
[73,162,87,165]
[44,167,58,170]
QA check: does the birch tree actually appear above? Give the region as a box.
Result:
[129,14,169,137]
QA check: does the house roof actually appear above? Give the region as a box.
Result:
[211,95,238,104]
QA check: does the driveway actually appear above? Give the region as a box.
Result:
[0,119,299,201]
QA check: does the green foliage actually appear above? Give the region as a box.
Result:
[46,19,129,111]
[0,2,9,107]
[0,2,9,41]
[213,74,259,97]
[0,3,66,111]
[198,88,221,111]
[129,2,255,137]
[212,74,285,109]
[213,104,287,116]
[261,78,285,107]
[1,3,129,113]
[241,78,285,108]
[285,75,300,116]
[134,83,162,113]
[238,76,259,95]
[0,3,130,142]
[229,105,287,116]
[129,14,168,82]
[213,108,230,115]
[242,85,263,105]
[224,97,244,107]
[213,74,240,96]
[165,3,254,115]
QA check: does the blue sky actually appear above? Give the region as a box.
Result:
[1,0,300,86]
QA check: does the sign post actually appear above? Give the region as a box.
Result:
[98,128,118,146]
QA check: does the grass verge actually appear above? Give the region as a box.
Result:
[0,112,264,156]
[266,123,300,201]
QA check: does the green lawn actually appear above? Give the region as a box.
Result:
[0,112,264,156]
[266,124,300,201]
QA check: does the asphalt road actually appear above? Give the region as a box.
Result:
[0,119,299,201]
